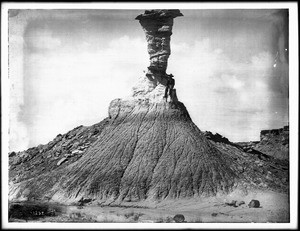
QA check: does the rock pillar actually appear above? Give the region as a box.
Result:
[135,10,183,85]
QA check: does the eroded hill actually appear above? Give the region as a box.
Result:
[9,84,289,204]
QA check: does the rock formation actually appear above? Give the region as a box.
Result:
[8,10,289,205]
[235,125,289,160]
[257,127,289,160]
[135,9,183,87]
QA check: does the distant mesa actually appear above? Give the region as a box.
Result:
[260,125,289,138]
[258,125,289,160]
[235,125,289,160]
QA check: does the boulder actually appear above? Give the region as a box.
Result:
[248,199,260,208]
[225,200,238,207]
[237,201,245,206]
[173,214,185,223]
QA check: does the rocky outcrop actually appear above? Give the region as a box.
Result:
[236,125,289,160]
[133,10,183,103]
[136,10,183,85]
[204,131,238,146]
[9,119,110,186]
[260,126,289,140]
[208,136,289,194]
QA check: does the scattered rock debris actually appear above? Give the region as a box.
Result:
[225,200,238,207]
[237,201,245,206]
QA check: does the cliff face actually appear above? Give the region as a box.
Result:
[256,127,289,160]
[236,126,289,160]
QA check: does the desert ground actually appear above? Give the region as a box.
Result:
[9,189,289,223]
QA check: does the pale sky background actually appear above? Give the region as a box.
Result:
[8,8,289,152]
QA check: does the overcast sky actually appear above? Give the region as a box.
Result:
[8,8,289,152]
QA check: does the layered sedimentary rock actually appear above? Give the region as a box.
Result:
[136,10,183,85]
[236,126,289,160]
[9,102,289,203]
[9,89,239,203]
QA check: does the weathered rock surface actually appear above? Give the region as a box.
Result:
[9,92,289,204]
[209,136,289,193]
[235,125,289,160]
[9,119,110,187]
[9,91,240,203]
[136,10,183,84]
